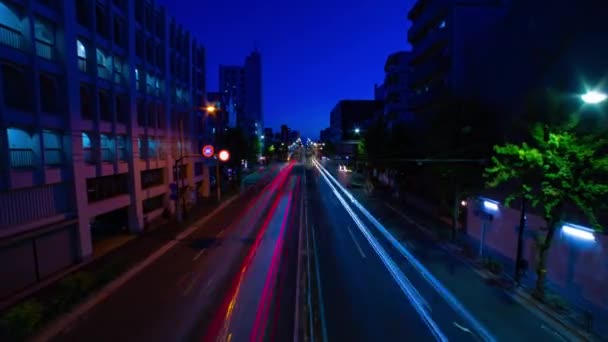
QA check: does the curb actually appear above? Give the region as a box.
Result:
[378,197,595,342]
[32,193,241,342]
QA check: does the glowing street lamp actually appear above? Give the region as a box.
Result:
[205,105,217,113]
[561,223,595,242]
[354,128,361,134]
[581,91,607,104]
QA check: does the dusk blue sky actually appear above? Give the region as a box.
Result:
[157,0,414,138]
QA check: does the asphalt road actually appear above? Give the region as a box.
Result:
[305,155,566,342]
[52,161,302,342]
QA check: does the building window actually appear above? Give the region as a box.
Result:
[143,194,164,213]
[76,0,89,27]
[99,89,111,121]
[95,3,108,39]
[82,132,94,164]
[34,18,54,59]
[117,135,128,162]
[113,56,124,84]
[137,99,145,126]
[113,17,124,48]
[439,21,446,29]
[2,63,30,111]
[39,73,58,113]
[116,95,128,124]
[147,137,157,158]
[100,134,114,162]
[138,137,146,159]
[80,83,93,119]
[7,127,36,168]
[96,48,111,79]
[77,39,87,71]
[0,2,25,50]
[86,173,129,202]
[43,130,63,166]
[141,168,164,189]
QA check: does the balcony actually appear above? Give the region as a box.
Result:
[44,148,63,166]
[409,54,450,88]
[35,40,53,60]
[0,23,25,51]
[10,149,36,169]
[411,28,449,64]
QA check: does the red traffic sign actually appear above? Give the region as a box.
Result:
[218,149,230,162]
[202,145,214,158]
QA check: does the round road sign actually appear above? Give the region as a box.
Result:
[202,145,214,157]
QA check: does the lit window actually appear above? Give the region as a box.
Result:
[77,40,86,58]
[135,68,139,80]
[439,21,446,29]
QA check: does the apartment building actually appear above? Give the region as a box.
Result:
[0,0,207,299]
[407,0,506,122]
[382,51,412,127]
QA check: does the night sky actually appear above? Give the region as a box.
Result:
[156,0,414,139]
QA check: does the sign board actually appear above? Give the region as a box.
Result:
[202,145,214,158]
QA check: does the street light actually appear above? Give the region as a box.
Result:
[581,91,607,104]
[205,105,217,113]
[354,128,361,134]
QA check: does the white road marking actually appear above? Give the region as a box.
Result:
[346,224,367,259]
[453,322,472,333]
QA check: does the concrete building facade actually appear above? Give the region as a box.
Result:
[0,0,208,299]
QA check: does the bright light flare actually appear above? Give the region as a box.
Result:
[218,150,230,162]
[461,200,467,207]
[562,224,595,242]
[581,91,607,104]
[205,105,217,113]
[483,200,498,211]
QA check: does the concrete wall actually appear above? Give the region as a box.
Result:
[466,200,608,314]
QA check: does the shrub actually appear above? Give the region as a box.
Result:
[51,272,96,314]
[0,299,44,341]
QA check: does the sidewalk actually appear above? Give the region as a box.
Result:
[351,185,601,341]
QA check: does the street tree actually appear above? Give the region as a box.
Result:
[484,122,608,299]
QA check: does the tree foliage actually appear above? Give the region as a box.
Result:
[484,121,608,297]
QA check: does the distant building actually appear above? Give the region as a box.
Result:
[219,50,263,139]
[263,128,273,140]
[329,100,383,144]
[320,128,331,142]
[219,65,245,122]
[244,50,263,138]
[374,83,386,101]
[383,51,413,127]
[280,124,291,143]
[289,130,300,143]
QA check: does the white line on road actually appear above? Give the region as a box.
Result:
[311,224,329,342]
[315,163,445,341]
[192,248,207,261]
[346,224,367,259]
[315,160,495,342]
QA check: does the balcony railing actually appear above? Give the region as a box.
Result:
[10,149,36,169]
[0,23,25,50]
[44,148,63,166]
[101,148,113,162]
[35,40,54,60]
